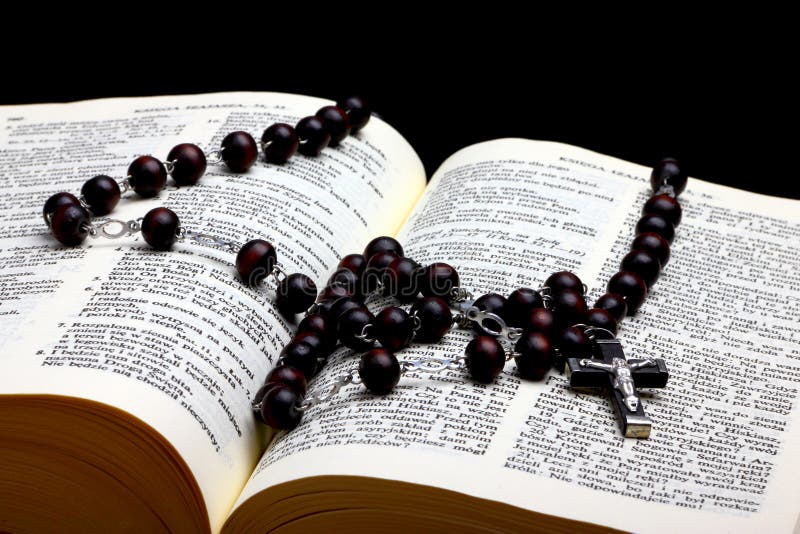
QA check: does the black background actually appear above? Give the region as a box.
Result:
[3,38,795,200]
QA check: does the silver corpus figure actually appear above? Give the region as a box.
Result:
[578,357,657,412]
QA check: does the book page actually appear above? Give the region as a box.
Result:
[234,139,800,533]
[0,92,426,532]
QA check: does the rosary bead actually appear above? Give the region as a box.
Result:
[50,204,90,246]
[167,143,207,186]
[221,131,259,173]
[384,257,422,303]
[506,288,544,327]
[261,123,299,164]
[545,271,584,295]
[316,105,351,147]
[328,268,362,298]
[465,336,506,383]
[524,308,556,336]
[556,326,592,366]
[593,293,628,322]
[81,175,120,215]
[584,308,618,337]
[650,157,688,197]
[643,194,682,226]
[607,271,647,314]
[420,262,459,299]
[338,253,367,277]
[128,156,167,198]
[320,296,363,327]
[260,383,303,430]
[337,307,375,351]
[410,296,453,342]
[337,95,371,132]
[141,207,179,250]
[514,331,553,380]
[631,232,671,266]
[279,340,319,379]
[43,192,80,226]
[364,251,398,292]
[621,250,661,288]
[636,214,675,244]
[297,313,337,353]
[265,364,308,396]
[276,273,318,314]
[359,348,401,395]
[236,239,277,286]
[296,116,331,157]
[551,288,587,328]
[318,283,355,303]
[473,293,508,334]
[373,306,414,351]
[363,236,404,261]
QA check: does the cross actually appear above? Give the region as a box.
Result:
[565,339,668,438]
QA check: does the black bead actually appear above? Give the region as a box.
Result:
[420,263,459,299]
[621,250,661,288]
[584,308,618,337]
[276,273,317,314]
[594,293,628,322]
[236,240,277,286]
[524,308,556,336]
[260,383,303,430]
[167,143,207,186]
[320,296,364,327]
[43,192,80,226]
[364,251,398,292]
[410,296,453,342]
[337,253,367,277]
[221,131,258,173]
[128,156,167,198]
[607,271,647,314]
[363,236,404,261]
[337,95,371,132]
[373,306,413,351]
[50,204,90,246]
[328,268,362,298]
[81,175,120,215]
[293,331,328,362]
[317,283,354,302]
[359,348,400,395]
[631,232,671,266]
[473,293,508,332]
[636,214,675,244]
[551,288,587,328]
[514,332,553,380]
[506,288,544,327]
[556,326,592,368]
[296,116,331,157]
[279,340,319,380]
[297,313,337,353]
[545,271,584,295]
[643,194,682,226]
[465,336,506,383]
[383,257,422,303]
[337,307,375,351]
[252,382,277,423]
[261,123,299,164]
[650,157,688,197]
[265,365,308,396]
[316,105,351,147]
[141,207,179,250]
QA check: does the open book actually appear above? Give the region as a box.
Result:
[1,92,798,533]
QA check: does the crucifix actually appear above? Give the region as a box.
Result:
[565,339,669,438]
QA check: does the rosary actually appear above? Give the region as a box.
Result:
[40,97,686,439]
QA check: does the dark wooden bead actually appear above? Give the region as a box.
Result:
[410,296,453,342]
[81,175,120,215]
[383,257,422,302]
[636,214,675,244]
[43,192,80,226]
[607,271,647,314]
[296,116,331,157]
[50,204,90,246]
[373,306,413,351]
[317,283,353,302]
[420,263,459,299]
[364,251,398,292]
[524,308,556,336]
[221,131,258,173]
[585,308,618,337]
[236,239,277,286]
[297,313,337,353]
[336,95,371,132]
[551,288,587,328]
[128,156,167,198]
[594,293,628,322]
[265,364,307,396]
[261,123,299,164]
[141,207,179,250]
[338,253,367,277]
[363,236,404,260]
[260,383,303,430]
[167,143,207,186]
[465,336,506,383]
[316,105,351,147]
[279,340,319,380]
[650,157,688,197]
[320,296,363,326]
[545,271,584,295]
[631,232,671,266]
[514,331,553,380]
[556,326,592,368]
[473,293,508,334]
[506,288,544,327]
[252,382,277,423]
[643,194,682,226]
[337,307,375,351]
[328,268,362,298]
[276,273,317,314]
[621,250,661,288]
[293,331,328,362]
[359,348,400,395]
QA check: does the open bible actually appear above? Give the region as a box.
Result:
[1,92,798,533]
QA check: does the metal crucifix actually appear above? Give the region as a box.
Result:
[565,339,668,438]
